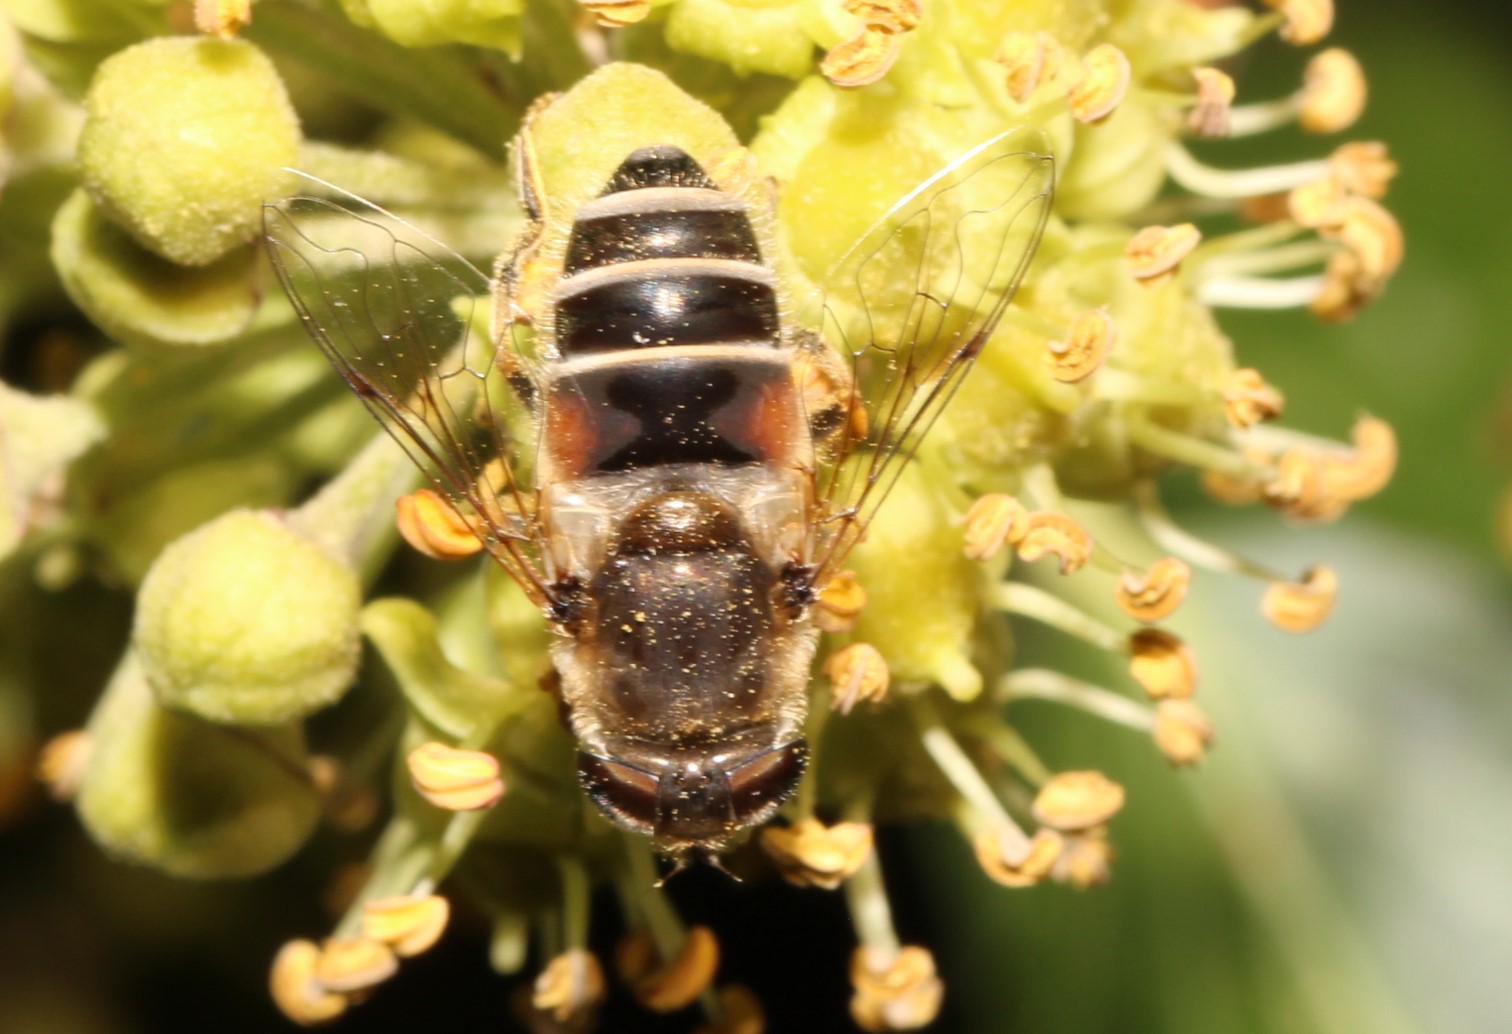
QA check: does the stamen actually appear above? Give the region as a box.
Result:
[849,945,945,1031]
[1165,142,1330,199]
[270,940,349,1025]
[760,818,875,890]
[1014,511,1094,574]
[1264,0,1334,45]
[395,488,483,561]
[1262,565,1339,632]
[533,948,606,1023]
[406,742,506,811]
[1133,480,1286,581]
[962,493,1030,561]
[1199,274,1328,310]
[1031,770,1126,831]
[843,825,900,955]
[999,669,1156,733]
[1188,67,1236,138]
[817,570,869,632]
[822,30,902,88]
[1331,141,1397,199]
[1153,699,1215,765]
[844,0,922,35]
[1222,368,1285,428]
[1044,308,1116,383]
[1069,44,1131,125]
[696,985,766,1034]
[314,936,399,994]
[989,582,1126,653]
[1050,825,1115,888]
[825,643,891,714]
[1125,413,1254,479]
[622,924,721,1013]
[1126,223,1201,286]
[1115,556,1191,622]
[1128,629,1198,700]
[910,695,1035,865]
[360,894,450,958]
[1300,48,1366,133]
[973,826,1062,888]
[994,30,1065,102]
[37,729,90,802]
[194,0,251,39]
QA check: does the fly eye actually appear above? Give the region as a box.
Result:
[727,738,807,817]
[577,752,661,834]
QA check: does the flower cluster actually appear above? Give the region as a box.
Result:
[0,0,1399,1030]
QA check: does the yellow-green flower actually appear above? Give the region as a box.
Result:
[0,0,1407,1028]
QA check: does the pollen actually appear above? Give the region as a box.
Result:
[313,935,399,994]
[821,29,902,89]
[1263,565,1339,633]
[962,493,1029,560]
[825,643,891,714]
[405,742,506,811]
[973,826,1063,888]
[1045,308,1116,383]
[1188,67,1236,138]
[1015,511,1093,575]
[1300,48,1367,133]
[995,30,1064,103]
[270,939,348,1026]
[1265,0,1334,45]
[395,488,483,561]
[1115,557,1191,623]
[1153,699,1215,766]
[577,0,651,27]
[625,925,721,1013]
[760,818,875,889]
[817,571,869,633]
[361,894,450,958]
[1031,771,1126,832]
[1128,629,1197,700]
[1069,43,1131,125]
[1222,368,1285,428]
[849,945,945,1033]
[533,948,606,1023]
[1126,223,1201,286]
[1325,415,1397,502]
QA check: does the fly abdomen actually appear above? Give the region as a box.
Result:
[554,259,779,355]
[545,350,800,478]
[553,145,779,356]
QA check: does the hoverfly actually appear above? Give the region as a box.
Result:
[266,100,1052,860]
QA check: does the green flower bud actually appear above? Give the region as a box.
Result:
[77,37,299,267]
[133,509,362,725]
[0,382,104,559]
[77,652,320,879]
[50,188,263,347]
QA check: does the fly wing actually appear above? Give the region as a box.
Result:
[265,174,555,607]
[803,130,1054,585]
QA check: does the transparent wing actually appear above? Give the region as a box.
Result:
[804,131,1054,584]
[264,173,554,607]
